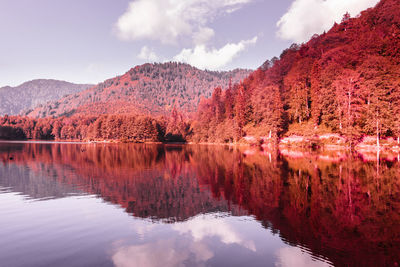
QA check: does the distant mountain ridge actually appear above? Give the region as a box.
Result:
[0,79,92,116]
[26,63,252,118]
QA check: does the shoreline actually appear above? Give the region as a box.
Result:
[1,136,399,154]
[1,139,399,163]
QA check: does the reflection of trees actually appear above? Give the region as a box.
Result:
[0,161,81,200]
[178,146,400,266]
[0,143,82,199]
[246,152,399,266]
[0,143,245,222]
[0,143,399,266]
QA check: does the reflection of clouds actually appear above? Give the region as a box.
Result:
[275,246,332,267]
[132,223,157,240]
[112,239,213,267]
[112,214,258,267]
[112,215,333,267]
[172,214,256,251]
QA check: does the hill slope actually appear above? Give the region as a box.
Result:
[0,80,92,116]
[192,0,400,143]
[27,63,251,118]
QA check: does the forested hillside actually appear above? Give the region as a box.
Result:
[0,79,92,116]
[1,0,399,148]
[193,0,400,144]
[26,63,251,118]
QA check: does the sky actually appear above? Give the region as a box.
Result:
[0,0,380,87]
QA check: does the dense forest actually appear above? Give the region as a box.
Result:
[192,0,400,145]
[0,0,400,147]
[0,108,188,143]
[26,63,251,118]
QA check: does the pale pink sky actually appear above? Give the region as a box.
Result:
[0,0,379,87]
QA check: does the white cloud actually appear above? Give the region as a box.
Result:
[277,0,380,43]
[137,46,159,62]
[193,27,215,45]
[173,36,257,70]
[115,0,252,44]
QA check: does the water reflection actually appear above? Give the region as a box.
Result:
[0,142,399,266]
[111,214,261,267]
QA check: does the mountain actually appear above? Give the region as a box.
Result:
[26,63,252,118]
[0,79,92,116]
[192,0,400,143]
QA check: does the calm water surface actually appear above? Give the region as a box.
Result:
[0,142,399,267]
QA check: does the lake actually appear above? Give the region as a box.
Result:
[0,142,399,267]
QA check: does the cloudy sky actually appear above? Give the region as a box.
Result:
[0,0,379,87]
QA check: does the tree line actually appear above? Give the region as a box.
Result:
[0,112,186,143]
